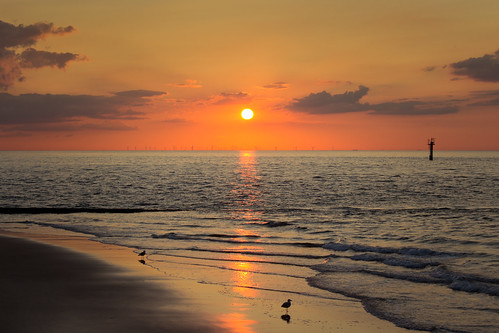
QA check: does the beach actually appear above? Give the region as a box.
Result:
[0,227,409,333]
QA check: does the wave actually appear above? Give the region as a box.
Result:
[0,207,180,214]
[157,253,312,268]
[244,221,293,228]
[323,241,458,257]
[187,247,329,260]
[350,253,440,269]
[450,280,499,297]
[308,269,499,332]
[313,259,499,298]
[151,232,323,248]
[151,257,307,279]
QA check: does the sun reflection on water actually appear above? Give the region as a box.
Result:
[218,312,257,333]
[228,251,260,298]
[220,151,265,330]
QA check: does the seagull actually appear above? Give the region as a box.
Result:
[138,250,146,257]
[281,299,292,313]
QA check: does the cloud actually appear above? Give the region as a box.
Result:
[468,89,499,106]
[262,81,288,89]
[450,49,499,82]
[0,90,166,126]
[0,19,82,89]
[220,92,248,98]
[18,48,85,69]
[422,66,436,72]
[0,49,24,88]
[113,90,166,98]
[0,20,75,48]
[0,131,32,138]
[288,86,369,114]
[6,122,136,133]
[368,101,458,116]
[470,98,499,106]
[470,89,499,96]
[288,85,459,116]
[162,118,189,124]
[214,91,250,105]
[169,79,202,88]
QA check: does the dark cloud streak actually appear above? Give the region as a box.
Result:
[19,48,84,69]
[368,101,458,116]
[113,90,166,98]
[0,90,166,125]
[450,49,499,82]
[288,85,459,116]
[5,122,136,133]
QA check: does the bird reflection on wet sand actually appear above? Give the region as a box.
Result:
[281,314,291,323]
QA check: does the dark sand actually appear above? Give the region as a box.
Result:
[0,235,224,333]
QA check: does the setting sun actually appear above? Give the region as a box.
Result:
[241,109,254,120]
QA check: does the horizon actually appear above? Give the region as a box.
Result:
[1,148,497,152]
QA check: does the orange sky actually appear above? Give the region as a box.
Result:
[1,0,498,150]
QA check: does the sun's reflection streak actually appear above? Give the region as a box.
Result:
[230,151,263,216]
[218,312,257,333]
[218,151,264,332]
[228,251,260,298]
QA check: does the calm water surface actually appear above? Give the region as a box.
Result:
[1,150,498,332]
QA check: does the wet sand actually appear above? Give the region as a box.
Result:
[0,234,222,333]
[0,229,410,332]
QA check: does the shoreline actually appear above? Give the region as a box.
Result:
[0,226,411,332]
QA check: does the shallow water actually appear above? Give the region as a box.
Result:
[1,150,498,332]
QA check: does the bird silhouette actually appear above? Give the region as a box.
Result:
[138,250,146,257]
[281,299,292,313]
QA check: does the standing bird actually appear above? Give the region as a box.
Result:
[138,250,146,258]
[281,299,292,313]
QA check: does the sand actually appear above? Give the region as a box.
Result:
[0,234,223,333]
[0,228,411,332]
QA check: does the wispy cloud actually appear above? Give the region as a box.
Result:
[262,81,288,89]
[0,19,83,89]
[169,79,203,88]
[422,66,436,72]
[161,118,190,124]
[368,101,458,116]
[450,49,499,82]
[113,90,166,98]
[213,91,250,105]
[468,89,499,106]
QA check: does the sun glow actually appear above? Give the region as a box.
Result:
[241,109,254,120]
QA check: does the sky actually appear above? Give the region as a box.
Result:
[1,0,498,150]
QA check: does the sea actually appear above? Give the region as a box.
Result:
[0,150,498,332]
